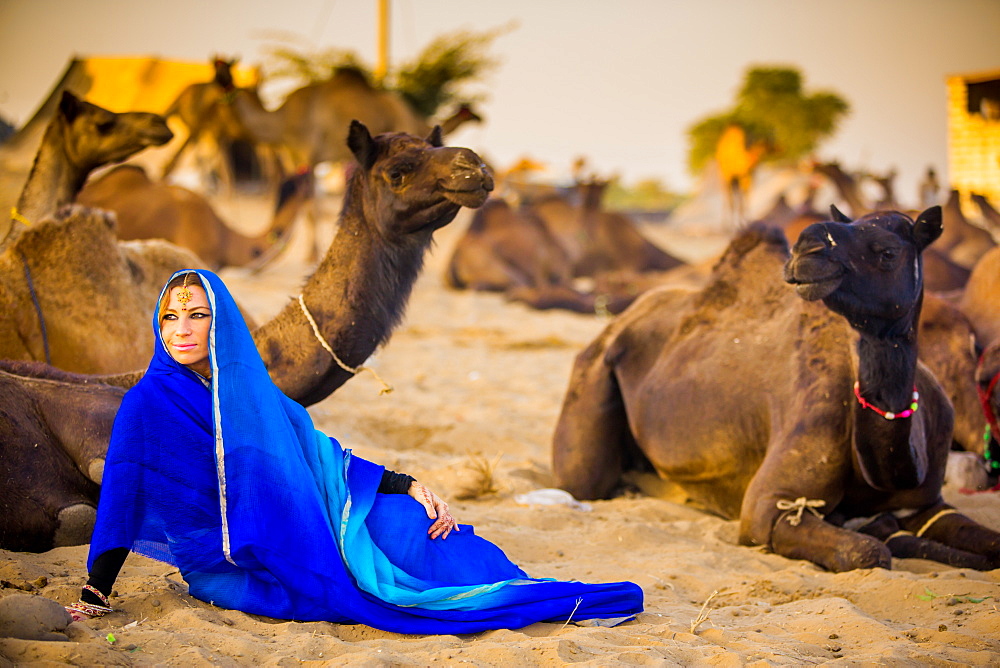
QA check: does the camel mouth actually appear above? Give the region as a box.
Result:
[793,278,842,301]
[143,126,175,147]
[441,186,491,209]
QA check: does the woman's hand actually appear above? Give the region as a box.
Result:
[407,481,459,539]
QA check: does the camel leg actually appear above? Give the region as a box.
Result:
[765,511,891,572]
[899,503,1000,568]
[856,513,991,569]
[552,337,630,500]
[161,130,199,179]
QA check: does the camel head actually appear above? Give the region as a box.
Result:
[212,57,236,91]
[346,120,494,234]
[56,91,173,172]
[784,206,943,336]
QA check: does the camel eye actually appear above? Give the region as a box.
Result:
[96,120,116,134]
[386,162,415,186]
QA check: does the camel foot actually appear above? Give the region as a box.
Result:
[53,504,96,547]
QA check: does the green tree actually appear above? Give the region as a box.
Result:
[256,25,508,118]
[687,66,849,175]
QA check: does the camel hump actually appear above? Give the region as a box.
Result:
[713,222,790,272]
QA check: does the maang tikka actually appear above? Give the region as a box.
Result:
[176,273,193,310]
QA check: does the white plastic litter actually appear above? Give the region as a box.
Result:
[513,488,592,511]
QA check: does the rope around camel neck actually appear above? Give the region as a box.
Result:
[297,294,393,395]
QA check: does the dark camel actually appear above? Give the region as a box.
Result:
[76,164,312,271]
[0,121,494,551]
[553,208,1000,571]
[3,90,173,247]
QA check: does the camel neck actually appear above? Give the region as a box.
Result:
[18,121,88,222]
[255,198,431,406]
[851,322,926,490]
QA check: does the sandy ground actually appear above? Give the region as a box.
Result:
[2,196,999,666]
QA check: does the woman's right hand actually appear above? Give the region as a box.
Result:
[407,481,459,539]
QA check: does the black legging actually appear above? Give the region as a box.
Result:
[79,469,415,606]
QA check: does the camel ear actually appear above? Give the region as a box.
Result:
[59,90,83,123]
[829,204,852,223]
[912,205,943,251]
[427,125,444,148]
[347,120,378,170]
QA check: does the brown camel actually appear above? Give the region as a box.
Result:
[445,176,685,316]
[0,92,222,372]
[715,125,767,226]
[937,189,995,269]
[553,208,1000,571]
[445,197,574,292]
[229,67,483,259]
[529,179,684,279]
[3,90,173,247]
[76,164,312,271]
[0,205,207,373]
[0,121,494,551]
[812,161,871,218]
[958,244,1000,349]
[971,192,1000,236]
[159,57,278,193]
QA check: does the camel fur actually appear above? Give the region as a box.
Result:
[553,207,1000,571]
[77,164,312,271]
[0,122,493,551]
[3,90,173,248]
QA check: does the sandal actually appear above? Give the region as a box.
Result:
[65,585,114,622]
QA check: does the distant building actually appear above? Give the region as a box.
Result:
[947,69,1000,207]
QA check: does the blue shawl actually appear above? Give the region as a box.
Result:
[89,269,642,633]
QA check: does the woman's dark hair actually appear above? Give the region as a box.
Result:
[157,271,205,323]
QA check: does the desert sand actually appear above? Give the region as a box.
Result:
[1,200,999,666]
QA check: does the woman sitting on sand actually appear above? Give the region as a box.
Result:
[66,269,642,633]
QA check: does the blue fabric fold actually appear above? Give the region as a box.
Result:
[89,269,643,633]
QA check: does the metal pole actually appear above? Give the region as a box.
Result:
[375,0,389,85]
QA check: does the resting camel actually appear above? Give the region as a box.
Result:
[0,121,494,551]
[529,179,684,278]
[938,189,995,269]
[0,92,222,373]
[229,67,483,260]
[812,161,871,218]
[76,164,311,271]
[971,192,1000,236]
[959,245,1000,349]
[553,208,1000,571]
[3,90,173,247]
[715,125,768,226]
[445,197,574,292]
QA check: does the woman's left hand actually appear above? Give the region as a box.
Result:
[408,481,459,539]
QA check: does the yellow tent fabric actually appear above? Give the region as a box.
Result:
[2,55,259,160]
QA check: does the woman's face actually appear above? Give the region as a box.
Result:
[160,284,212,378]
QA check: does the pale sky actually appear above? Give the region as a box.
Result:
[1,0,998,202]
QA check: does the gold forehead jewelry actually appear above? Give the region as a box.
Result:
[176,273,193,310]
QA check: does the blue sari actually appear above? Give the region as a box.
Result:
[89,269,643,634]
